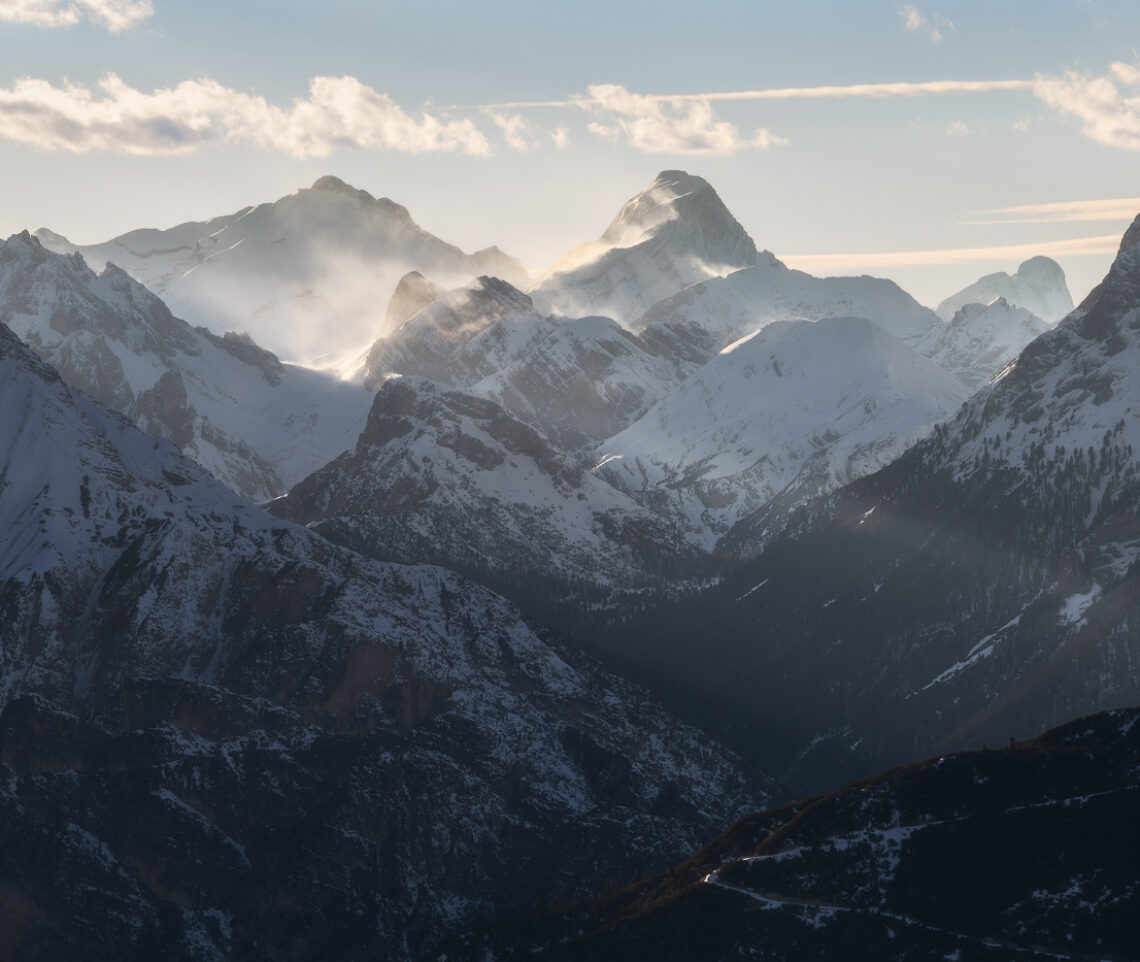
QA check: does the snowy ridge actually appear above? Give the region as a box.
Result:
[0,231,373,501]
[36,175,528,368]
[634,260,942,353]
[915,297,1050,390]
[598,317,969,549]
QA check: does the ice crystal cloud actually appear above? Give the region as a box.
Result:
[0,0,152,31]
[0,73,491,157]
[579,84,786,155]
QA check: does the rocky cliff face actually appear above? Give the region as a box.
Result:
[269,375,702,595]
[0,323,764,961]
[363,276,681,453]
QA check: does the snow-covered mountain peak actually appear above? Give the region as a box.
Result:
[393,274,534,341]
[598,170,756,255]
[633,261,941,351]
[530,171,764,325]
[936,256,1074,324]
[385,270,446,330]
[272,372,700,587]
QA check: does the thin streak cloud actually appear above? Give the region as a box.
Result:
[477,79,1033,111]
[960,197,1140,225]
[783,234,1122,272]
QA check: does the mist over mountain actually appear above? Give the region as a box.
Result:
[0,231,372,501]
[36,176,528,369]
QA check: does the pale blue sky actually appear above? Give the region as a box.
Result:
[1,0,1138,306]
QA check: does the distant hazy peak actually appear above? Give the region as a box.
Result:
[936,256,1074,325]
[31,226,72,248]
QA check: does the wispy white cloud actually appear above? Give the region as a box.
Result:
[900,5,954,44]
[0,73,492,156]
[485,111,569,152]
[480,78,1031,111]
[945,119,969,136]
[783,234,1121,272]
[575,83,786,155]
[1033,61,1140,151]
[961,197,1140,226]
[0,0,152,31]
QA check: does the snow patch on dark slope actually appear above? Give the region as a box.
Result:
[36,175,528,367]
[0,322,764,962]
[269,374,702,594]
[436,708,1140,962]
[0,232,373,501]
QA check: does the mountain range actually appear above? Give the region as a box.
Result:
[583,212,1140,794]
[4,165,1129,962]
[0,319,764,961]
